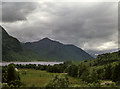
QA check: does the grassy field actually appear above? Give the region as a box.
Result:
[19,69,86,87]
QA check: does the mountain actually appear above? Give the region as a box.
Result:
[2,26,93,61]
[1,26,41,61]
[24,38,94,61]
[2,26,22,61]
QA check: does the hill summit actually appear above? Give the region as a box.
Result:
[24,37,94,61]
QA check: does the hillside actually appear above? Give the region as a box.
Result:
[2,26,41,61]
[77,50,120,68]
[2,26,93,61]
[24,38,94,61]
[2,26,22,61]
[92,50,120,66]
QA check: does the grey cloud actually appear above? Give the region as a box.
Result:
[2,2,38,22]
[2,2,118,51]
[48,2,118,49]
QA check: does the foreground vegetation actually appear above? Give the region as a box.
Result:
[2,51,120,88]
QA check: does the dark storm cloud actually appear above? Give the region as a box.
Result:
[2,2,38,22]
[2,2,118,51]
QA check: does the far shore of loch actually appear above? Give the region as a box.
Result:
[0,61,64,66]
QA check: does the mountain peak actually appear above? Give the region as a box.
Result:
[42,37,51,41]
[24,37,94,61]
[39,37,53,43]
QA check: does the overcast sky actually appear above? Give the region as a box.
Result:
[1,1,118,52]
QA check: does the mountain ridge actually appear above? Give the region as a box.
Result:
[2,26,94,61]
[24,37,94,61]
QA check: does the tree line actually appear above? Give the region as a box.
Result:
[2,60,120,88]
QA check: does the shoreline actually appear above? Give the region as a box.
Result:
[1,61,64,66]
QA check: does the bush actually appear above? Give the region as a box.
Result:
[8,80,22,88]
[2,83,9,88]
[45,75,69,88]
[81,69,98,83]
[67,64,78,77]
[7,63,20,82]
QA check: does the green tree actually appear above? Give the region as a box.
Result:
[2,66,8,83]
[80,69,90,82]
[78,64,87,77]
[96,68,104,79]
[112,63,120,81]
[81,69,98,83]
[7,63,20,82]
[104,64,112,79]
[88,70,98,83]
[67,64,78,77]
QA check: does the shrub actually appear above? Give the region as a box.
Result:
[45,75,69,88]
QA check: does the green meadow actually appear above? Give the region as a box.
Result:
[20,69,86,87]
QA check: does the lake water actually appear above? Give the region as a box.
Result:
[1,61,64,66]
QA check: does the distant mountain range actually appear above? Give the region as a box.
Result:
[2,26,93,61]
[86,48,119,58]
